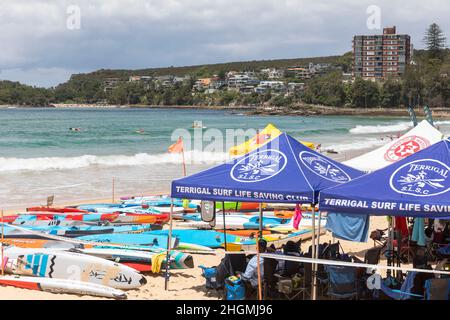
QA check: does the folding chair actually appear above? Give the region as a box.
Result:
[424,278,450,300]
[263,258,279,300]
[325,265,358,300]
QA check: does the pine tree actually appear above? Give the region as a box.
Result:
[423,23,447,58]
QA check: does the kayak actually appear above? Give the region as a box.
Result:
[0,275,127,300]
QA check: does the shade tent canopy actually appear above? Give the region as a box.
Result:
[172,133,364,204]
[344,120,444,172]
[320,139,450,218]
[229,123,315,156]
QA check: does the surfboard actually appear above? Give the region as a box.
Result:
[77,233,178,249]
[0,275,127,299]
[148,229,241,249]
[3,247,146,289]
[74,248,194,269]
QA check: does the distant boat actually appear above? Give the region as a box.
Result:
[192,121,206,129]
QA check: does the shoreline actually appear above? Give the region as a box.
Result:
[2,104,450,118]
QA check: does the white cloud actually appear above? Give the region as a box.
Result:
[0,0,448,87]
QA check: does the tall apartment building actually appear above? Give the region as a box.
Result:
[352,26,411,81]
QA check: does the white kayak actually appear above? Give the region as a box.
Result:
[0,275,127,299]
[3,246,146,290]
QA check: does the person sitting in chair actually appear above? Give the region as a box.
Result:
[240,239,267,289]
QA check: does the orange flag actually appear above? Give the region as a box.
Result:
[168,137,184,153]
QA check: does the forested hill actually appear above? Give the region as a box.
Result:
[73,55,342,81]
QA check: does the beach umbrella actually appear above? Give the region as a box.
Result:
[320,139,450,218]
[344,120,444,172]
[172,132,364,299]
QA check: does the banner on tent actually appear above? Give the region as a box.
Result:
[173,185,310,202]
[321,197,450,215]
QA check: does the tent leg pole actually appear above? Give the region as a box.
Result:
[257,202,263,301]
[317,211,322,256]
[311,205,317,300]
[222,201,227,252]
[164,198,174,291]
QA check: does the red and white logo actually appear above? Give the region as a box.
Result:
[384,135,430,162]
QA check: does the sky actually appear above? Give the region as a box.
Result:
[0,0,449,88]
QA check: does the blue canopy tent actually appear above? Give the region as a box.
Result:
[172,133,363,203]
[172,132,364,299]
[320,139,450,218]
[320,139,450,293]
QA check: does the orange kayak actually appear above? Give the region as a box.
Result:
[216,230,271,237]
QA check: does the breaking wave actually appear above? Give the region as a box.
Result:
[0,151,230,172]
[325,138,386,153]
[349,122,412,134]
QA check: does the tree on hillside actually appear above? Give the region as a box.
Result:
[380,78,402,108]
[423,23,447,58]
[302,72,346,107]
[351,78,380,108]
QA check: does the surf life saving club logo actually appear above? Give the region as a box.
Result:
[384,135,430,162]
[299,151,351,183]
[231,150,287,183]
[390,159,450,197]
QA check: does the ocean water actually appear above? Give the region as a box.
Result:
[0,107,449,209]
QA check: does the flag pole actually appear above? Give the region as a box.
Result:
[164,198,174,290]
[1,209,4,276]
[181,146,187,177]
[222,202,227,251]
[256,202,263,300]
[311,204,317,300]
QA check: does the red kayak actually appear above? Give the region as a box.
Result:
[26,207,87,214]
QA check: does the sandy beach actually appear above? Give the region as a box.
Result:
[0,194,389,300]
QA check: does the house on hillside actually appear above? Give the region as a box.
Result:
[103,78,122,92]
[254,81,286,94]
[227,73,260,91]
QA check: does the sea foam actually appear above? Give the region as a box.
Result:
[349,122,412,134]
[0,151,229,172]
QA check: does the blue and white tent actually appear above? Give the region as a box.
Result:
[320,139,450,218]
[171,133,363,204]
